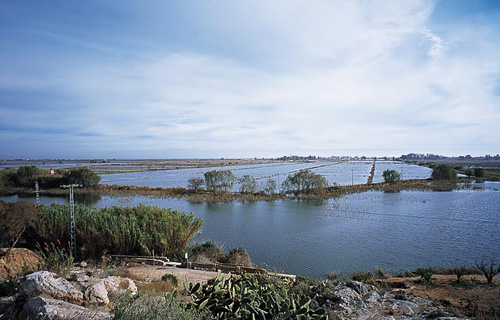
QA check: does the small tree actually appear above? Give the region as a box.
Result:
[282,169,328,195]
[452,266,468,284]
[475,258,500,284]
[63,167,101,188]
[187,177,204,192]
[263,178,277,195]
[382,169,401,184]
[239,175,257,194]
[431,164,457,180]
[473,168,485,178]
[204,170,236,192]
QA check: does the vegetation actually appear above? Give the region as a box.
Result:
[431,164,457,180]
[204,170,236,192]
[262,178,277,195]
[239,175,257,194]
[187,177,204,192]
[473,167,485,178]
[282,169,328,195]
[188,241,253,267]
[112,292,212,320]
[184,272,327,319]
[0,201,203,260]
[37,241,74,276]
[415,268,435,286]
[475,258,500,284]
[0,166,100,189]
[382,169,401,184]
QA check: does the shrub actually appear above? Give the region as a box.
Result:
[239,175,257,194]
[161,274,179,286]
[351,271,375,283]
[473,168,485,178]
[282,169,328,195]
[431,164,457,180]
[62,167,101,188]
[382,169,401,184]
[416,268,435,286]
[263,178,277,195]
[37,241,74,276]
[187,177,204,192]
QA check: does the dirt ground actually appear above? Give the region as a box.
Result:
[127,265,222,287]
[384,275,500,319]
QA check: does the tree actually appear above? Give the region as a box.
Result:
[239,175,257,194]
[431,164,457,180]
[473,167,485,178]
[382,169,401,184]
[263,178,277,195]
[475,258,500,284]
[204,170,236,192]
[63,167,101,188]
[15,166,44,187]
[187,177,204,192]
[282,169,328,195]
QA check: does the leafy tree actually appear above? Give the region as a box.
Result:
[464,168,474,178]
[15,166,45,187]
[239,175,257,194]
[63,167,101,188]
[204,170,236,192]
[263,178,277,195]
[431,164,457,180]
[282,169,328,195]
[473,167,485,178]
[382,169,401,184]
[187,177,204,192]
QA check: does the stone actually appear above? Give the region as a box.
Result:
[18,296,110,320]
[346,280,370,296]
[103,276,137,295]
[84,281,109,306]
[331,286,361,315]
[19,271,83,304]
[363,291,382,308]
[79,261,88,268]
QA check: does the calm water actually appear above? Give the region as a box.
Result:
[100,161,432,189]
[4,183,499,279]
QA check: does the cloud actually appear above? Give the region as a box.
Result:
[1,0,499,157]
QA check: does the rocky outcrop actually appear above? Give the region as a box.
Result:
[102,276,137,296]
[314,281,473,320]
[19,271,83,304]
[84,276,137,306]
[84,281,109,306]
[18,297,110,320]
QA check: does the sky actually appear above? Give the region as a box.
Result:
[1,0,500,159]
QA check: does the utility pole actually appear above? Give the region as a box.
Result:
[352,169,354,186]
[61,184,81,259]
[35,181,40,206]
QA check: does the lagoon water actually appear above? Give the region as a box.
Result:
[4,183,499,279]
[100,161,432,190]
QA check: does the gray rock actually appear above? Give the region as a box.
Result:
[363,291,382,308]
[331,286,361,315]
[79,261,88,268]
[19,271,83,304]
[84,281,109,306]
[19,296,110,320]
[103,276,137,295]
[384,299,420,316]
[346,280,369,296]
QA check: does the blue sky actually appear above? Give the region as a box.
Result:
[1,0,499,159]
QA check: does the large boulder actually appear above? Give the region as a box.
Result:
[83,276,137,306]
[84,281,109,306]
[331,286,361,315]
[18,297,110,320]
[19,271,83,304]
[103,276,137,295]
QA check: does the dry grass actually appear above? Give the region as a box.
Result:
[383,274,500,319]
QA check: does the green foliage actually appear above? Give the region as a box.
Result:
[282,170,328,195]
[382,169,401,184]
[416,268,435,286]
[431,164,457,180]
[31,203,203,259]
[112,292,212,320]
[0,201,35,248]
[161,274,179,286]
[239,175,257,194]
[187,177,204,192]
[184,272,327,319]
[351,271,375,283]
[263,178,277,195]
[37,241,74,276]
[473,167,485,178]
[63,167,101,188]
[204,170,236,192]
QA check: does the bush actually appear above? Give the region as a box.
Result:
[204,170,236,192]
[161,274,178,286]
[282,169,328,195]
[37,241,74,276]
[351,271,375,283]
[30,203,203,259]
[62,167,101,188]
[431,164,457,180]
[416,268,435,286]
[382,169,401,184]
[473,167,485,178]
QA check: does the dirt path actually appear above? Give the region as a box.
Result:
[128,266,222,285]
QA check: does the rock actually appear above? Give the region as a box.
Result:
[103,276,137,295]
[18,296,110,320]
[79,261,88,268]
[19,271,83,304]
[331,286,361,315]
[383,299,420,316]
[84,281,109,306]
[363,291,382,308]
[346,280,370,296]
